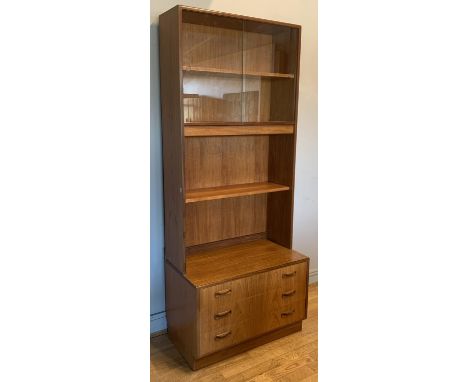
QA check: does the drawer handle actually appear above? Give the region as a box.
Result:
[215,288,232,297]
[282,290,296,297]
[214,310,232,320]
[281,309,295,317]
[282,271,297,278]
[214,330,232,340]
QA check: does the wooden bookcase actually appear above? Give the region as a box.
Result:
[159,5,309,370]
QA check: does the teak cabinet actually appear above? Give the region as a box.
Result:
[159,5,309,370]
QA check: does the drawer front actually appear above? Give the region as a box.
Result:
[198,261,308,356]
[263,299,306,332]
[264,263,308,308]
[199,299,306,356]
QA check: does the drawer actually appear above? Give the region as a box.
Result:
[264,263,308,307]
[199,298,306,356]
[199,262,308,311]
[198,261,308,356]
[263,299,306,332]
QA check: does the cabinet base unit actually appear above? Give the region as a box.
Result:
[159,5,305,370]
[165,240,309,370]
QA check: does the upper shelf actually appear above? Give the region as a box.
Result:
[185,124,294,136]
[185,182,289,203]
[182,65,295,79]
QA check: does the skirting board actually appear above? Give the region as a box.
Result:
[309,269,318,284]
[150,312,167,334]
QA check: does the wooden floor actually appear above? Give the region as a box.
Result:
[150,284,317,381]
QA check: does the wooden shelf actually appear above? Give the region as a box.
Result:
[183,65,295,79]
[186,239,308,287]
[185,182,289,203]
[185,124,294,136]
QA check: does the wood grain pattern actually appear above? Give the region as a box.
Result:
[186,182,289,203]
[182,21,243,72]
[199,299,305,357]
[194,322,302,371]
[198,262,308,356]
[184,124,294,136]
[268,134,295,186]
[269,78,296,122]
[185,239,308,287]
[259,79,272,121]
[186,232,267,255]
[267,191,293,248]
[164,262,198,366]
[271,25,300,76]
[199,262,307,319]
[184,136,268,189]
[243,29,274,74]
[198,263,308,311]
[181,6,302,29]
[267,135,296,248]
[150,284,317,380]
[159,6,186,273]
[184,195,267,247]
[183,66,295,78]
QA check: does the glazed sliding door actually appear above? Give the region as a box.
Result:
[182,10,299,125]
[242,21,299,123]
[182,10,243,124]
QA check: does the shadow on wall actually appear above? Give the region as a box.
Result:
[150,23,166,332]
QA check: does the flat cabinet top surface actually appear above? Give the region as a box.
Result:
[178,5,301,28]
[186,240,308,287]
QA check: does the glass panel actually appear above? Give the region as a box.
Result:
[242,21,298,123]
[182,10,243,124]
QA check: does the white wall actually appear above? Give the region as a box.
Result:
[150,0,317,332]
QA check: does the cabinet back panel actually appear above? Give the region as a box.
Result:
[243,30,274,73]
[185,195,267,247]
[185,136,269,189]
[182,22,276,74]
[182,22,243,71]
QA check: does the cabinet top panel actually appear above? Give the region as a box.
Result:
[168,5,301,29]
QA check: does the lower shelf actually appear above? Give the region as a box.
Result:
[185,182,289,203]
[185,239,307,287]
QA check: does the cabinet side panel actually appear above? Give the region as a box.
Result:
[267,135,295,247]
[267,27,301,248]
[267,191,293,247]
[159,7,185,272]
[165,261,198,366]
